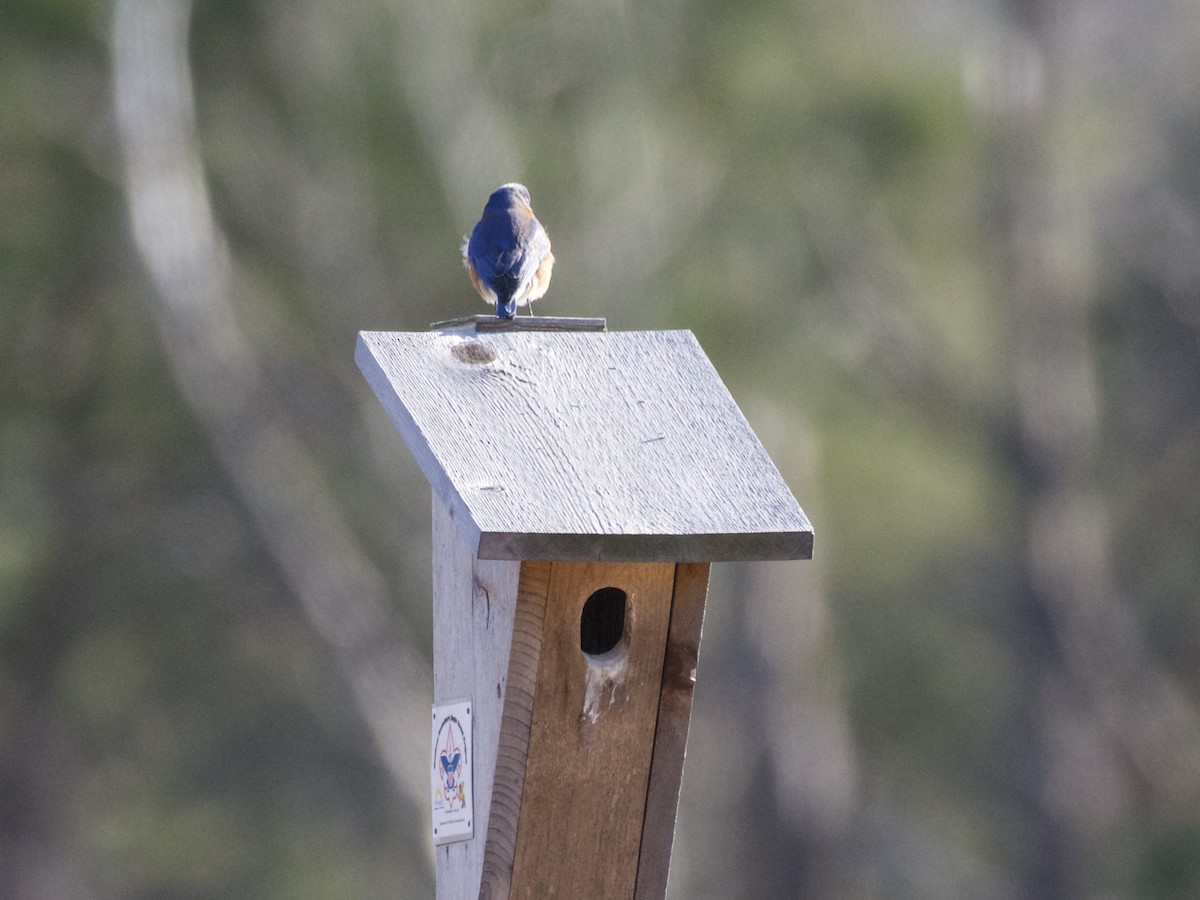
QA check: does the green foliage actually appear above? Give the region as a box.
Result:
[4,0,1200,897]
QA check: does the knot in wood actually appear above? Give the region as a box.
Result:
[452,340,496,365]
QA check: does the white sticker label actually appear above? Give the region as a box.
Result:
[431,700,474,845]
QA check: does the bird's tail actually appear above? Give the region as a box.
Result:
[496,298,517,319]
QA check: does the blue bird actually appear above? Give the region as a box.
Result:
[462,183,555,319]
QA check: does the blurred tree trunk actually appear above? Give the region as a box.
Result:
[110,0,433,836]
[992,1,1200,895]
[672,414,860,900]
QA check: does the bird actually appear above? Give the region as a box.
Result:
[462,183,555,319]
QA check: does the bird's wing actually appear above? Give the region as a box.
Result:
[469,209,549,294]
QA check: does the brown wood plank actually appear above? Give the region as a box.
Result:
[508,562,676,899]
[477,560,553,899]
[634,562,711,899]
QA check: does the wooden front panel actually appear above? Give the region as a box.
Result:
[507,561,676,899]
[634,562,709,899]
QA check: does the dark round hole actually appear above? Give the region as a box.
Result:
[580,587,627,657]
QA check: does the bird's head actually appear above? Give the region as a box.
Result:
[485,183,532,211]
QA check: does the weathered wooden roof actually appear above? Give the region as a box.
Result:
[356,327,813,562]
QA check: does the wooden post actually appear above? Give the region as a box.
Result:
[357,320,812,899]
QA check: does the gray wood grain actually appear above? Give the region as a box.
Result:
[429,314,608,333]
[431,495,522,899]
[356,329,813,562]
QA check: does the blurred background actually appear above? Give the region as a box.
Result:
[3,0,1200,897]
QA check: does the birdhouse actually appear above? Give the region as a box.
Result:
[356,317,813,900]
